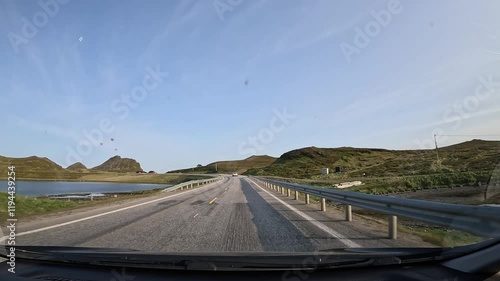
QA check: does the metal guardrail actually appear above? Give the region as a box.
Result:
[162,176,222,192]
[252,177,500,239]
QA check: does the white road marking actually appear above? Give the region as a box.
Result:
[193,213,199,218]
[246,178,360,248]
[0,181,222,242]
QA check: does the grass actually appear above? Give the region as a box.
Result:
[245,140,500,179]
[400,226,484,247]
[347,171,493,195]
[338,207,486,247]
[0,192,80,222]
[268,171,495,195]
[0,177,215,223]
[0,173,219,223]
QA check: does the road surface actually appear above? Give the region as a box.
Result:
[10,176,428,252]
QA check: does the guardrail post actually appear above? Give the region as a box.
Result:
[345,205,352,222]
[282,187,286,195]
[287,189,291,197]
[388,215,398,239]
[305,194,310,204]
[294,190,299,200]
[321,198,326,211]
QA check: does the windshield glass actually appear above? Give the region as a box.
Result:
[0,0,499,261]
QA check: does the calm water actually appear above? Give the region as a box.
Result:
[0,180,171,197]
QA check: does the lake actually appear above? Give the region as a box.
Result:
[0,180,172,197]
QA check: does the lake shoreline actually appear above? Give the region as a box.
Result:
[0,177,172,184]
[0,173,211,185]
[0,180,172,197]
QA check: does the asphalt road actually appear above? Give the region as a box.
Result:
[10,176,427,252]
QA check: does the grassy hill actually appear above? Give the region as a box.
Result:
[67,162,88,172]
[244,140,500,179]
[168,155,277,174]
[91,155,142,172]
[0,155,73,180]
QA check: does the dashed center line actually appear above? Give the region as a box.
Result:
[208,197,218,205]
[193,213,199,218]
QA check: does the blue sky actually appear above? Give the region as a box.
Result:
[1,0,500,172]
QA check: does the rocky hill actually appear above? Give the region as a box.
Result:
[245,140,500,178]
[91,156,142,172]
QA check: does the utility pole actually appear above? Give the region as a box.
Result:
[434,134,440,162]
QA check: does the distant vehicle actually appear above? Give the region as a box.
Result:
[232,173,238,177]
[148,171,157,174]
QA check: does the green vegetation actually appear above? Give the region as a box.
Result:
[245,140,499,179]
[0,155,71,180]
[245,140,499,194]
[270,171,494,195]
[0,174,215,222]
[401,227,484,247]
[348,171,493,195]
[168,155,277,175]
[0,189,164,222]
[0,192,79,222]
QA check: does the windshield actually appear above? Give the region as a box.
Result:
[0,0,499,268]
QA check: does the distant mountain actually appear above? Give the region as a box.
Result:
[91,156,142,172]
[168,155,277,174]
[244,140,500,178]
[0,155,69,179]
[66,162,88,171]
